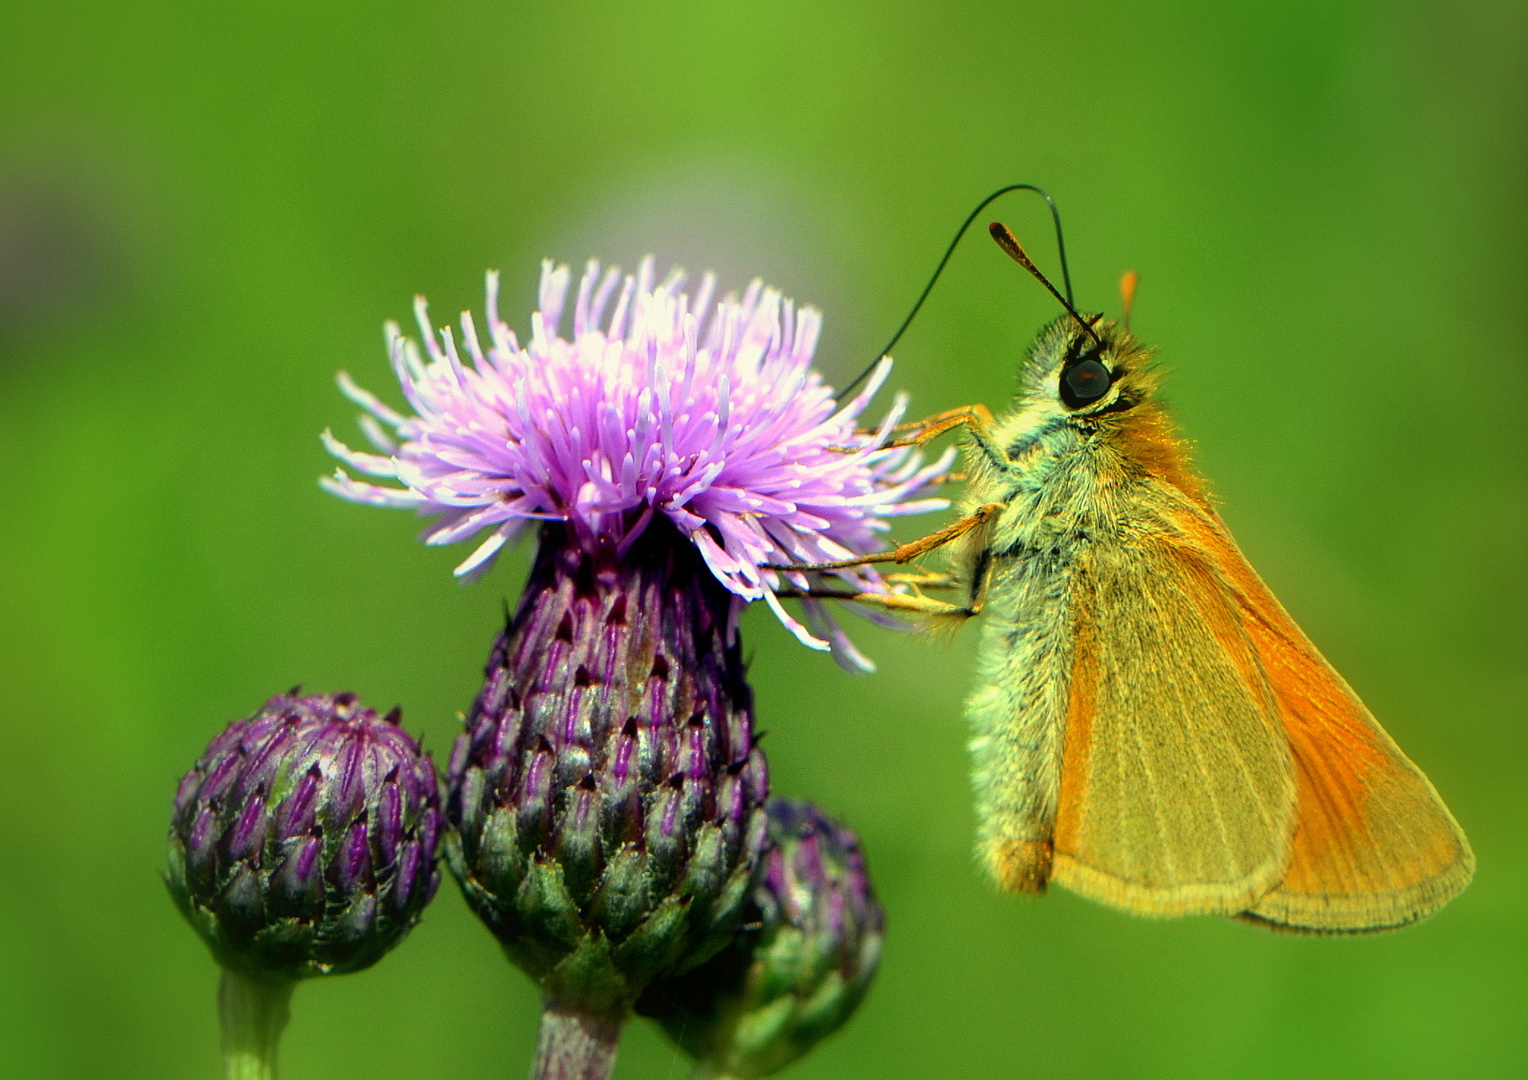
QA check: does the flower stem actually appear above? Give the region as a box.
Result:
[532,1000,624,1080]
[217,968,294,1080]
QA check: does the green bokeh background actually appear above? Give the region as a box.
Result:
[2,2,1524,1077]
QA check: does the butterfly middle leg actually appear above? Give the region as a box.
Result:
[764,501,1005,618]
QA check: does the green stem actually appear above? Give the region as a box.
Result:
[217,968,294,1080]
[531,1000,625,1080]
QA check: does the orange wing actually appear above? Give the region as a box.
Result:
[1184,506,1475,933]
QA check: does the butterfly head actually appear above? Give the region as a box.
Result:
[986,222,1156,425]
[1019,314,1155,423]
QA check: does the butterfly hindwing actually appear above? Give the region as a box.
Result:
[1226,539,1475,932]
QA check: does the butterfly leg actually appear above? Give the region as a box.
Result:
[867,594,974,618]
[883,568,960,590]
[835,403,1003,462]
[764,502,1005,574]
[766,503,1004,622]
[766,585,969,617]
[772,572,965,615]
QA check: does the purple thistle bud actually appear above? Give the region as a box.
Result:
[166,691,443,980]
[637,799,886,1079]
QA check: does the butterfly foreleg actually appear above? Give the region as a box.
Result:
[881,403,999,452]
[837,403,1000,456]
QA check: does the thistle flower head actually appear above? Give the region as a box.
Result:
[323,258,951,671]
[166,691,443,980]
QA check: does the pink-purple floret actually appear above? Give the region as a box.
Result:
[323,258,952,672]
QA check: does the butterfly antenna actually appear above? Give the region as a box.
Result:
[1119,270,1139,332]
[840,183,1074,396]
[988,222,1101,346]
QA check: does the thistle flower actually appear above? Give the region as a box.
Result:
[166,691,442,1079]
[638,799,885,1080]
[322,258,952,673]
[321,258,940,1080]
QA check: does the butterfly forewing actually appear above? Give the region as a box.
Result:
[1063,475,1475,933]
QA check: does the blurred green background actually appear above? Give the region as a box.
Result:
[2,1,1525,1077]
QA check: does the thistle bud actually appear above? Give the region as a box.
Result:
[166,690,442,981]
[638,799,885,1080]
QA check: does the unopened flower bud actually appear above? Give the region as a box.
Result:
[638,799,885,1079]
[166,690,442,980]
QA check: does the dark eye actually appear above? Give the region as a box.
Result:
[1061,358,1112,407]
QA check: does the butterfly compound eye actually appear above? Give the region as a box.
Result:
[1061,358,1111,408]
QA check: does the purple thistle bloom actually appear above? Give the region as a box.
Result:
[322,258,952,672]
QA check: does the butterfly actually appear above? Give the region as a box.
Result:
[777,193,1474,933]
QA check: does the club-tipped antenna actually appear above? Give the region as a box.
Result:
[840,183,1074,396]
[988,222,1101,346]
